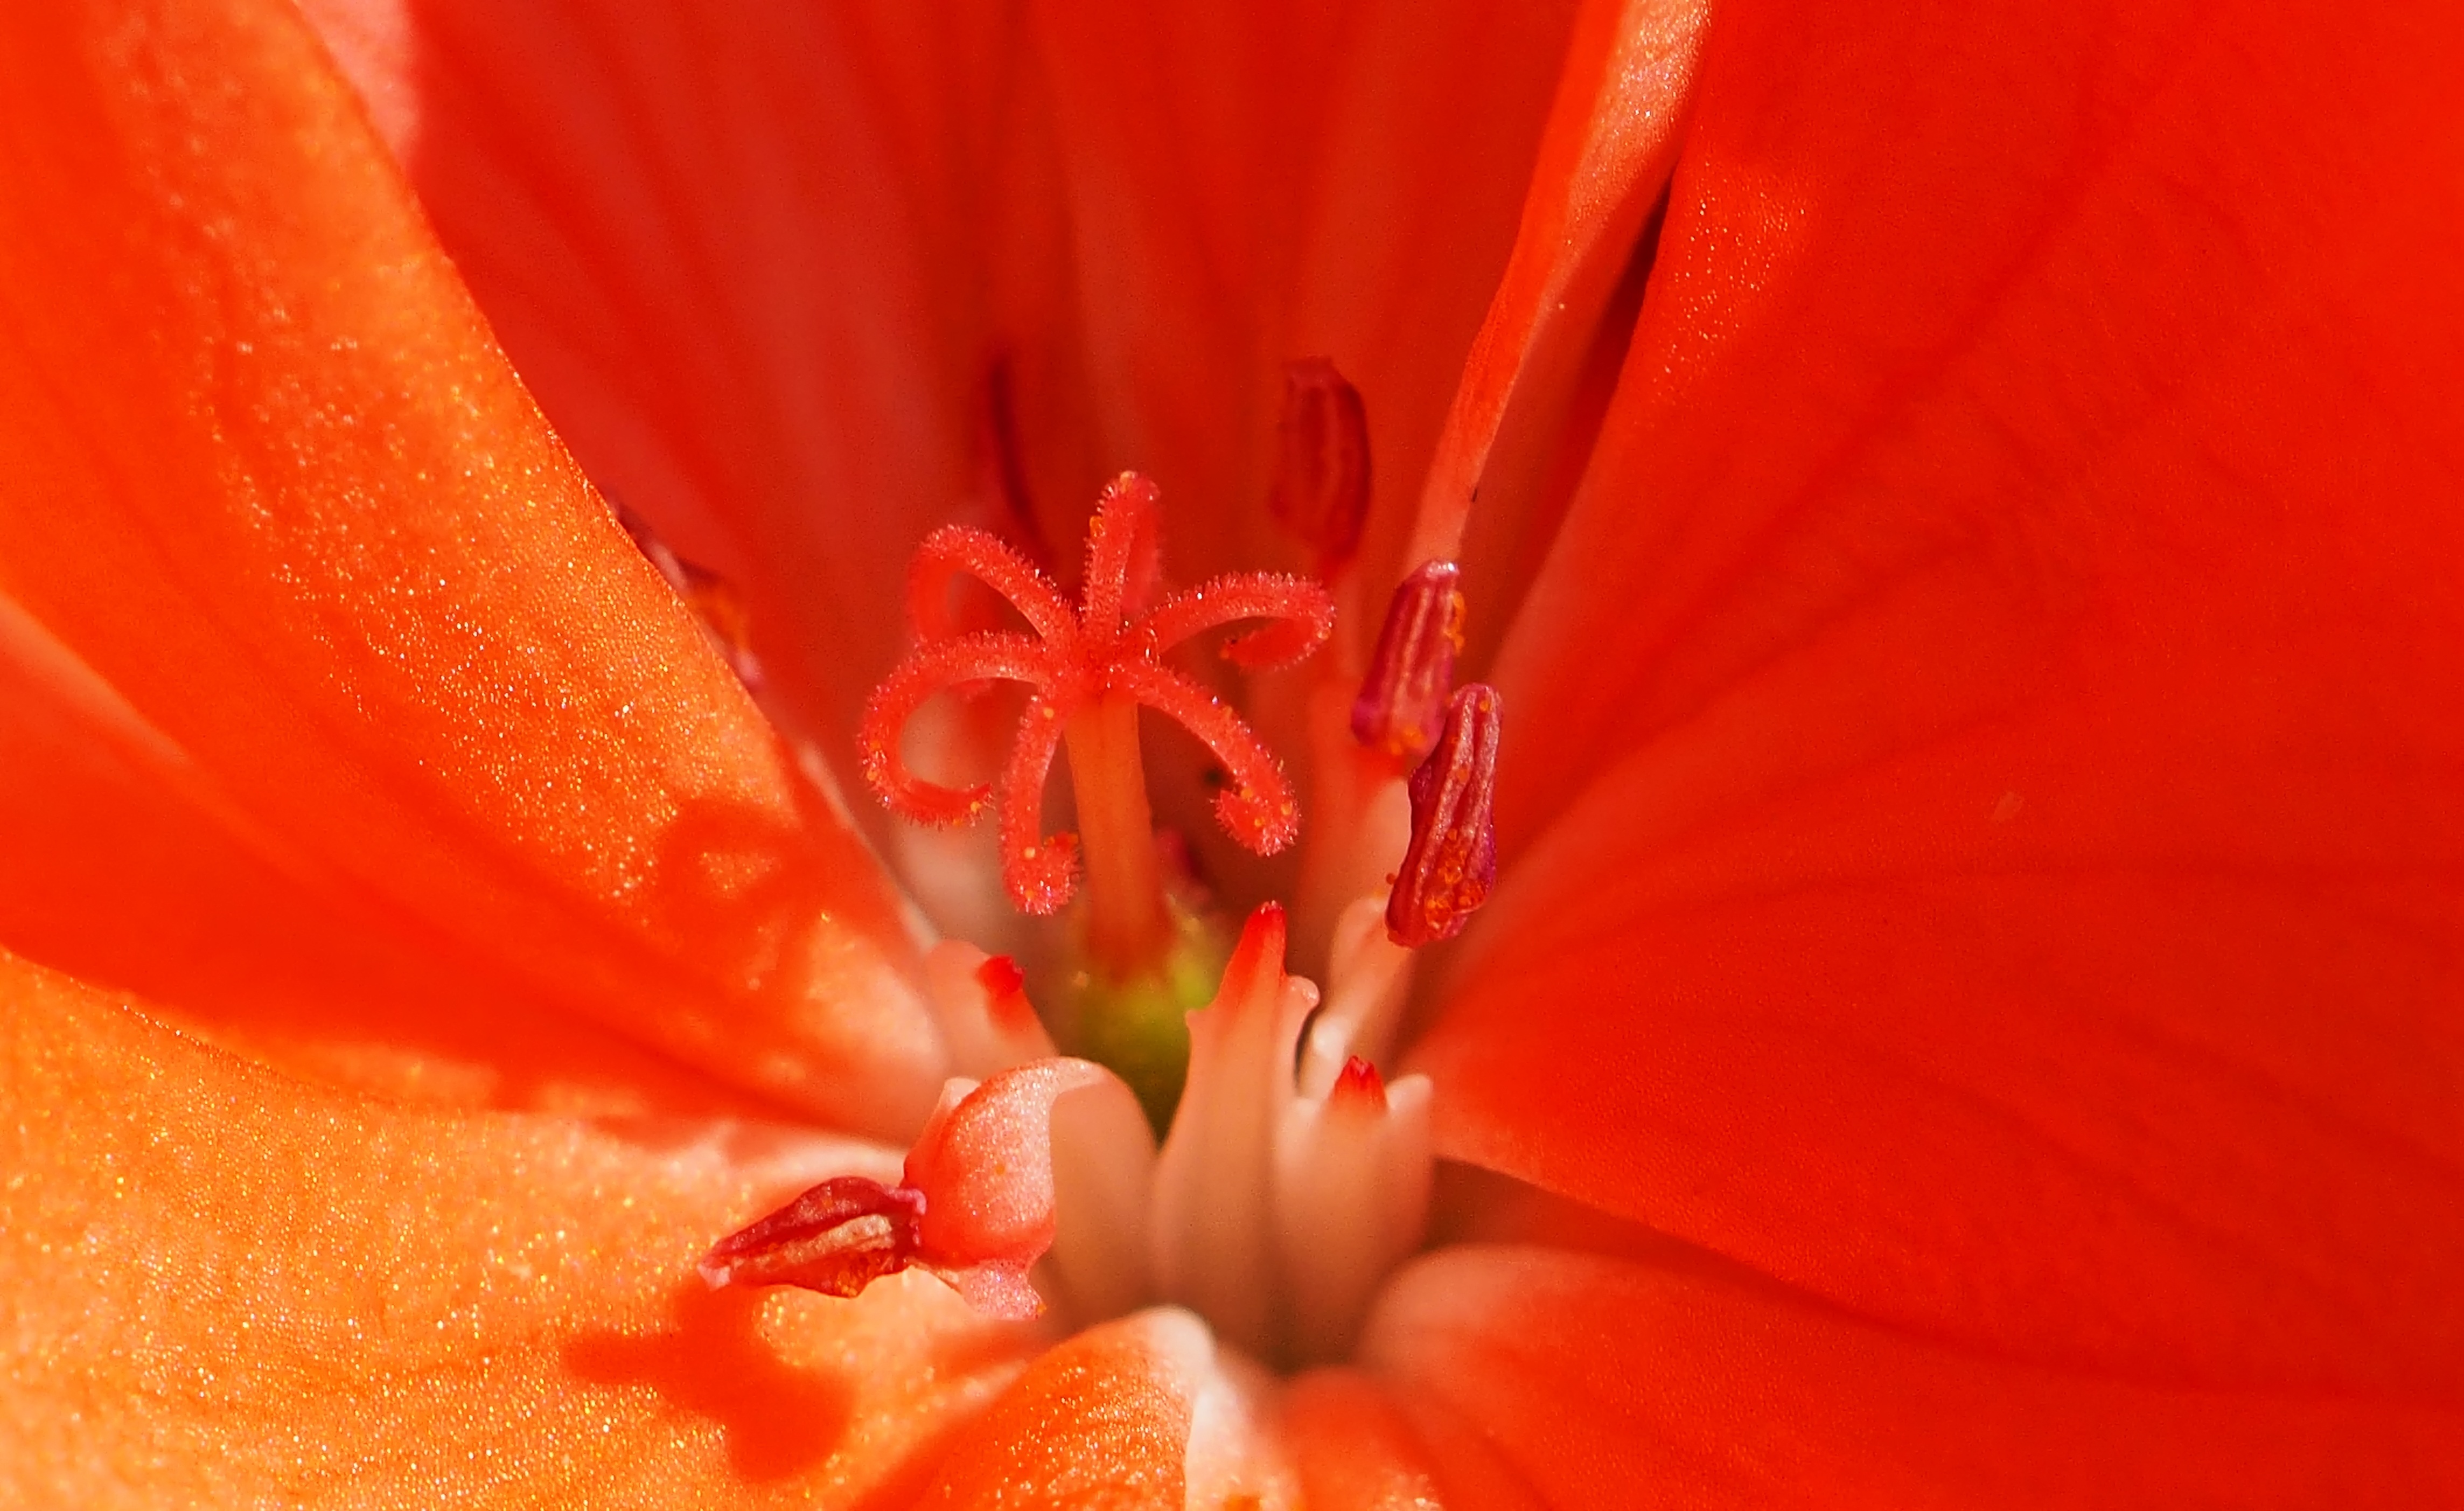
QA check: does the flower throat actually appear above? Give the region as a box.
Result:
[705,362,1504,1364]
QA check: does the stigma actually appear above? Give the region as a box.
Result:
[857,473,1334,970]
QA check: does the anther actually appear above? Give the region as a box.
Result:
[1266,359,1371,577]
[698,1176,923,1297]
[704,1060,1121,1320]
[1386,683,1501,948]
[1351,561,1465,760]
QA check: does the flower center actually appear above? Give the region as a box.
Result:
[857,469,1332,1124]
[707,364,1506,1366]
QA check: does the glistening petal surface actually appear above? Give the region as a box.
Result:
[913,1310,1203,1509]
[0,0,939,1136]
[0,952,1032,1508]
[0,595,781,1116]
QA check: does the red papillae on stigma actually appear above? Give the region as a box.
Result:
[857,473,1337,939]
[908,523,1075,644]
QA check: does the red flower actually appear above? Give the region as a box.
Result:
[4,0,2461,1504]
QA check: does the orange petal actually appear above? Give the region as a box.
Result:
[0,949,1035,1505]
[1366,1247,2464,1505]
[1428,861,2464,1390]
[297,0,1034,763]
[1282,1369,1457,1510]
[1022,1,1588,588]
[0,0,938,1136]
[296,0,1590,744]
[916,1308,1204,1508]
[0,584,785,1118]
[1492,0,2464,861]
[1418,0,2464,1393]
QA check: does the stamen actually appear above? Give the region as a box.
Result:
[703,1060,1124,1320]
[1296,895,1416,1099]
[721,440,1487,1360]
[1266,359,1371,577]
[1386,683,1502,948]
[1134,907,1436,1366]
[1039,1064,1162,1326]
[901,1062,1100,1318]
[711,900,1442,1357]
[1273,1050,1434,1364]
[975,955,1038,1034]
[1149,904,1319,1356]
[697,1176,923,1296]
[1352,561,1466,760]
